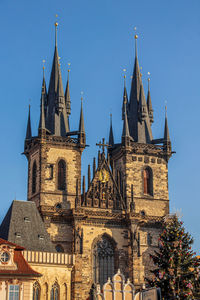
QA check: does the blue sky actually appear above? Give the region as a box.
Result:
[0,0,200,252]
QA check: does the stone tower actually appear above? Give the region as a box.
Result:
[24,27,173,299]
[24,23,86,253]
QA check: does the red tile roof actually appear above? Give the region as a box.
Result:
[0,238,41,277]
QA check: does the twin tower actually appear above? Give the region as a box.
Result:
[24,25,172,299]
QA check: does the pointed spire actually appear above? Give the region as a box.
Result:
[138,83,148,121]
[39,66,47,132]
[128,32,142,140]
[122,71,129,120]
[93,157,96,177]
[25,105,32,140]
[88,165,91,187]
[79,96,85,134]
[122,96,131,147]
[109,114,114,147]
[147,75,154,124]
[164,106,170,143]
[65,64,71,117]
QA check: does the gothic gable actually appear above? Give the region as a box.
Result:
[82,153,125,210]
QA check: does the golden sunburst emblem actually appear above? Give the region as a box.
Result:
[99,169,109,183]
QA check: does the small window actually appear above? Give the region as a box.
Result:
[56,203,62,209]
[147,233,152,246]
[140,210,146,217]
[9,285,19,300]
[32,161,37,194]
[56,245,64,253]
[143,167,153,196]
[38,235,44,240]
[58,160,66,191]
[24,217,30,222]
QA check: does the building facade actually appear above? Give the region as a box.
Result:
[0,25,173,300]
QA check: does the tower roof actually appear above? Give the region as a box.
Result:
[109,114,114,146]
[38,69,47,131]
[25,105,32,140]
[45,23,69,136]
[164,107,170,142]
[79,97,85,134]
[65,69,71,117]
[147,78,154,124]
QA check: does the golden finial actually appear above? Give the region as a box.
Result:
[42,60,45,70]
[55,14,58,46]
[55,14,58,27]
[134,26,138,39]
[68,62,71,73]
[81,91,84,102]
[147,72,150,90]
[123,68,126,79]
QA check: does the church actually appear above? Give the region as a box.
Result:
[0,22,172,300]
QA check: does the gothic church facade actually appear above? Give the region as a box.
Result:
[0,25,172,300]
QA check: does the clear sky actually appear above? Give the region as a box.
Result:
[0,0,200,252]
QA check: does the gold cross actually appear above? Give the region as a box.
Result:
[96,138,109,153]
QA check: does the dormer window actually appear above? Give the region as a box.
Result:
[38,235,44,240]
[24,217,30,222]
[15,232,21,238]
[1,251,10,263]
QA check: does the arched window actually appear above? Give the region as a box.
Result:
[58,160,66,191]
[93,235,115,287]
[147,233,152,246]
[50,282,59,300]
[55,244,64,253]
[32,161,37,194]
[143,167,153,195]
[33,281,40,300]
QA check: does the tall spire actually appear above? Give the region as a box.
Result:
[164,106,170,142]
[39,65,47,132]
[38,67,46,132]
[79,96,85,134]
[46,21,69,136]
[122,96,131,147]
[65,64,71,117]
[25,104,32,140]
[137,82,152,143]
[147,75,154,124]
[109,113,114,146]
[122,70,128,120]
[128,32,142,141]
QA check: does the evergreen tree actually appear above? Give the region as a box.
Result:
[146,214,200,299]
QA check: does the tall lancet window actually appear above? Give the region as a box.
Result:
[93,235,115,287]
[50,282,59,300]
[143,167,153,196]
[58,160,66,191]
[33,281,40,300]
[32,161,37,194]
